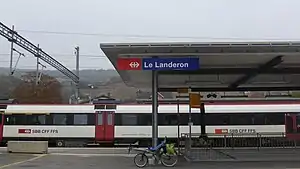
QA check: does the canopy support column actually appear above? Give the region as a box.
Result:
[152,70,158,147]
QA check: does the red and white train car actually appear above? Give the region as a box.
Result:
[0,101,298,147]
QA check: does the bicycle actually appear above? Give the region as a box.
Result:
[128,137,178,168]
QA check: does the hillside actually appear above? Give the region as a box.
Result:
[0,68,140,102]
[0,67,299,103]
[0,67,119,84]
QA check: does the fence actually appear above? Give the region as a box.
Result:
[180,132,300,161]
[181,132,300,149]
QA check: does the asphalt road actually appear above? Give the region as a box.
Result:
[0,148,299,169]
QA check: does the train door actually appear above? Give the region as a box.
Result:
[0,112,3,142]
[285,114,294,134]
[296,114,300,133]
[285,113,300,139]
[95,111,115,142]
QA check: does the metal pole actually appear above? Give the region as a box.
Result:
[75,46,80,104]
[9,25,14,75]
[177,98,180,153]
[36,44,40,85]
[200,103,206,137]
[152,70,158,148]
[188,92,192,149]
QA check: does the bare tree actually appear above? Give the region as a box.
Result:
[12,72,63,104]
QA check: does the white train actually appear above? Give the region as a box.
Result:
[0,101,299,147]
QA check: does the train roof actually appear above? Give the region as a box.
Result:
[1,98,300,106]
[4,105,95,113]
[116,104,300,113]
[2,103,300,114]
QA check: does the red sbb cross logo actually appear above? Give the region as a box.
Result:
[117,58,141,70]
[215,129,228,134]
[18,129,31,134]
[129,62,140,68]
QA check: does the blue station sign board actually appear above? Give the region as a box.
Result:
[142,57,199,70]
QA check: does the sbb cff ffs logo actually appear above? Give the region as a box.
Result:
[18,129,58,134]
[215,128,256,134]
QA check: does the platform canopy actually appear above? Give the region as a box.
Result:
[100,41,300,92]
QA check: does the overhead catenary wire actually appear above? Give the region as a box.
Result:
[0,65,109,69]
[8,29,300,71]
[0,23,79,83]
[0,53,107,58]
[16,29,300,41]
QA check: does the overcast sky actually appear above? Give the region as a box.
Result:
[1,0,300,71]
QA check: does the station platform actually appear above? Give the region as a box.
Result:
[0,148,298,169]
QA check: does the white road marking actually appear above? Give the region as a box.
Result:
[0,154,47,169]
[0,147,129,150]
[49,153,135,157]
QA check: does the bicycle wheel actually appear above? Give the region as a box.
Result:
[160,152,178,167]
[134,153,148,168]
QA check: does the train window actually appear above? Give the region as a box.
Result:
[264,113,284,125]
[192,114,201,125]
[5,115,27,125]
[158,114,166,125]
[95,105,105,109]
[159,113,178,125]
[206,114,230,125]
[74,114,88,125]
[106,105,116,109]
[250,114,265,125]
[46,115,53,125]
[53,114,67,125]
[178,113,200,125]
[107,113,113,125]
[0,112,3,124]
[97,112,103,125]
[138,114,151,125]
[115,113,142,125]
[115,114,121,125]
[15,115,26,125]
[27,114,46,125]
[87,114,95,125]
[114,112,285,126]
[179,114,188,125]
[229,114,253,125]
[4,115,13,125]
[121,114,138,125]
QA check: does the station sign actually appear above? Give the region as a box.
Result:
[117,57,199,70]
[142,58,199,70]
